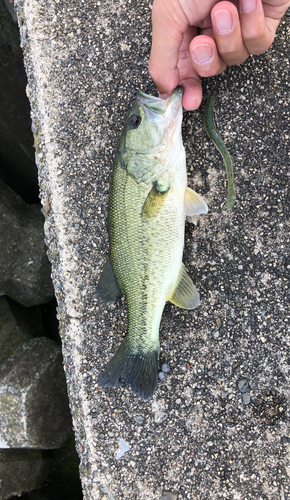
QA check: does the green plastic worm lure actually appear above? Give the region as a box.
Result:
[203,96,236,210]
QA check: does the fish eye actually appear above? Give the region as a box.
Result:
[129,115,141,128]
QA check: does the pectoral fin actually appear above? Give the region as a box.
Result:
[185,187,208,216]
[95,257,123,303]
[169,264,200,310]
[142,182,170,218]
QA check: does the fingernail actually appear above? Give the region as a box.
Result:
[214,10,233,34]
[240,0,257,13]
[191,44,213,64]
[159,93,169,100]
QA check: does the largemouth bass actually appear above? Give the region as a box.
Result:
[97,87,208,400]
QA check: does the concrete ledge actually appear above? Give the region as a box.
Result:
[15,0,290,498]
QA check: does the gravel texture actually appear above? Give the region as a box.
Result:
[15,0,290,498]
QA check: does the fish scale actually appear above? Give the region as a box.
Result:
[110,167,184,347]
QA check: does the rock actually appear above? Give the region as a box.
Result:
[116,438,130,460]
[0,296,32,365]
[242,393,251,405]
[0,296,46,366]
[0,337,72,448]
[0,0,38,204]
[133,414,144,425]
[0,179,54,306]
[26,434,82,500]
[152,400,167,424]
[160,493,178,500]
[0,449,52,499]
[27,494,51,500]
[237,378,250,393]
[237,379,251,405]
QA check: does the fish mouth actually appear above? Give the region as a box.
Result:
[134,87,184,175]
[137,86,183,118]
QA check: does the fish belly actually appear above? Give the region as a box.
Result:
[109,160,186,353]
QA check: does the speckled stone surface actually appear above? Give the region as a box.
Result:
[14,0,290,498]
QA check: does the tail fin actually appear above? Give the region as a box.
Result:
[98,337,159,400]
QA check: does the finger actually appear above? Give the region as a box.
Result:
[189,35,227,78]
[176,26,203,110]
[239,0,280,54]
[181,78,203,111]
[261,0,290,21]
[211,1,250,66]
[149,0,188,97]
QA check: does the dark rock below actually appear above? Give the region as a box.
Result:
[0,296,47,366]
[0,337,72,449]
[0,449,52,499]
[0,0,38,204]
[0,178,54,306]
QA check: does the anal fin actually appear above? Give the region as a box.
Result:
[169,264,200,310]
[95,257,123,303]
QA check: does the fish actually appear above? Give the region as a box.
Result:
[96,87,208,400]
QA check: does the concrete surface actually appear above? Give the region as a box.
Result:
[15,0,290,498]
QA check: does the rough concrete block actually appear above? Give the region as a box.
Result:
[0,296,32,366]
[0,296,47,366]
[0,179,54,306]
[27,494,51,500]
[26,434,82,500]
[0,337,72,449]
[0,449,52,499]
[0,0,38,204]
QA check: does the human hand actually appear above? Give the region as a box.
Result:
[149,0,290,110]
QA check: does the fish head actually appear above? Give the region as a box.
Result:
[118,87,184,184]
